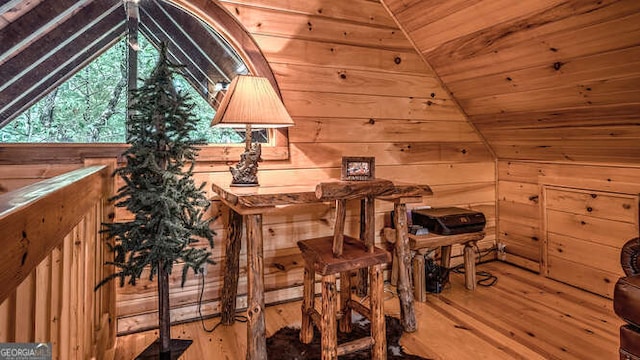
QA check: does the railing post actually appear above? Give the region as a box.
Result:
[84,158,118,359]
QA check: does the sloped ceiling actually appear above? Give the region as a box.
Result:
[0,0,245,128]
[382,0,640,164]
[2,0,639,164]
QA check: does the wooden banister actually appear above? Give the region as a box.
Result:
[0,165,108,303]
[0,163,116,359]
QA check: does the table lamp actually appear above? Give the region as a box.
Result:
[211,75,294,186]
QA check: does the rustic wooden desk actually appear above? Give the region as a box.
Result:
[211,175,432,360]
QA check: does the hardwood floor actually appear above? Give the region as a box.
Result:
[114,262,622,359]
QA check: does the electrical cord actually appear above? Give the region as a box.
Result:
[197,271,247,333]
[449,245,498,287]
[450,265,498,287]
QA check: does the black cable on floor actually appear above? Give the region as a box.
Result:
[449,245,499,287]
[451,265,498,287]
[197,271,248,333]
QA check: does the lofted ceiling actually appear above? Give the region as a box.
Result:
[382,0,640,164]
[0,0,246,128]
[1,0,639,164]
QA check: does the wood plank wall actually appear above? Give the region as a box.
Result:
[382,0,640,163]
[498,160,640,297]
[0,0,495,334]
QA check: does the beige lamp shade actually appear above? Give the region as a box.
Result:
[211,75,294,128]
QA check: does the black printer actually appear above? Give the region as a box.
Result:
[411,207,485,235]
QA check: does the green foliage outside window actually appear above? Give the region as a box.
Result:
[0,36,244,144]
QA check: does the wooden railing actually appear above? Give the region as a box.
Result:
[0,162,117,360]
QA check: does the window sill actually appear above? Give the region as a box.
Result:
[0,140,290,165]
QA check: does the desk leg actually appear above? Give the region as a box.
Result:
[221,208,243,325]
[355,198,370,297]
[393,202,417,332]
[246,214,266,360]
[463,241,477,290]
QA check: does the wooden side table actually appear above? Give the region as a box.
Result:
[383,228,485,302]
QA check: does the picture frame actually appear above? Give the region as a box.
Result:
[341,157,375,181]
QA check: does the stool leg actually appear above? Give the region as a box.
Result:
[440,245,452,269]
[339,271,352,333]
[370,264,387,360]
[390,249,399,286]
[464,242,477,290]
[412,253,425,302]
[321,274,338,360]
[300,266,315,344]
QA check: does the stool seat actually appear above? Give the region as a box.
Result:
[298,236,391,275]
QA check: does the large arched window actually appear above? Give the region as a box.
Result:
[0,0,289,161]
[0,35,246,144]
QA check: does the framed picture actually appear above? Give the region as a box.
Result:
[341,157,375,181]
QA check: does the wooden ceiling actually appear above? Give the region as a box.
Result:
[382,0,640,164]
[1,0,639,164]
[0,0,246,128]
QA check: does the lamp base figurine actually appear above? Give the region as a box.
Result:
[230,143,262,186]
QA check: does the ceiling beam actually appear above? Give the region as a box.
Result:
[140,1,232,82]
[0,0,122,90]
[0,0,96,65]
[0,7,125,127]
[139,0,240,105]
[139,3,214,92]
[0,0,30,16]
[138,25,212,102]
[170,0,279,98]
[158,1,243,81]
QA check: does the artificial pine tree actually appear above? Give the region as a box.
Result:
[99,44,215,359]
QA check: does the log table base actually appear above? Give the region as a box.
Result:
[211,176,432,359]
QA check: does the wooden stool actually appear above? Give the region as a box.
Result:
[297,179,394,360]
[383,228,485,302]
